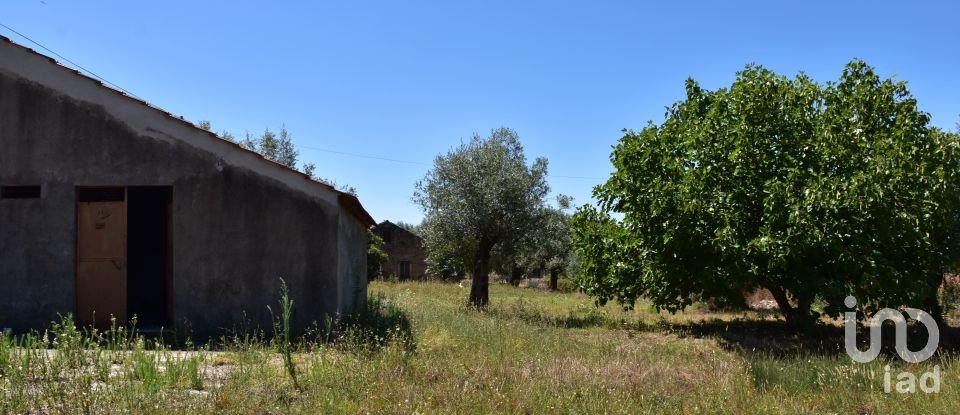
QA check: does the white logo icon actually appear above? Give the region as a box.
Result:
[843,296,941,394]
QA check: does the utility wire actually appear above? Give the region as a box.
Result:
[299,145,431,166]
[0,23,603,181]
[547,174,605,180]
[298,144,604,180]
[0,22,142,100]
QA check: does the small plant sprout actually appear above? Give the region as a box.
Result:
[269,277,300,391]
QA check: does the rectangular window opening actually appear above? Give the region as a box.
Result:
[77,187,125,202]
[1,185,41,199]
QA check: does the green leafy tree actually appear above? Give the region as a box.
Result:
[491,238,528,286]
[231,125,355,193]
[301,163,317,179]
[490,195,574,287]
[274,126,299,168]
[242,126,299,168]
[415,128,550,307]
[572,60,960,325]
[420,223,471,280]
[240,131,257,150]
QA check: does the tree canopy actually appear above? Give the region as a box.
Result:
[241,126,299,169]
[197,120,357,195]
[518,195,575,290]
[414,127,550,307]
[571,60,960,324]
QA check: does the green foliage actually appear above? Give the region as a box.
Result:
[200,122,357,194]
[487,194,575,287]
[165,353,205,390]
[572,60,960,323]
[394,220,423,236]
[241,126,299,168]
[268,278,300,391]
[315,176,358,195]
[0,332,8,376]
[302,162,316,178]
[130,338,163,394]
[334,292,415,352]
[419,222,472,279]
[187,355,204,390]
[414,127,551,305]
[367,229,389,279]
[196,119,235,142]
[519,195,575,273]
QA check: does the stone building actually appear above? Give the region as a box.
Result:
[372,221,428,280]
[0,36,374,336]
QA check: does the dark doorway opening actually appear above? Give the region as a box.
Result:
[399,261,411,280]
[126,186,172,327]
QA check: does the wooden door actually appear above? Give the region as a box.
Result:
[76,200,127,327]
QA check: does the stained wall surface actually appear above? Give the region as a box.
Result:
[0,39,369,336]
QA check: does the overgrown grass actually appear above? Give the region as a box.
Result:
[0,281,958,413]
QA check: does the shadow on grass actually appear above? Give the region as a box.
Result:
[329,292,416,353]
[486,299,618,330]
[489,298,960,359]
[1,293,417,357]
[664,319,960,359]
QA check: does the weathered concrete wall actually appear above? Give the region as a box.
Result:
[337,211,368,315]
[0,40,367,336]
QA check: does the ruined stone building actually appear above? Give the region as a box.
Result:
[371,221,428,280]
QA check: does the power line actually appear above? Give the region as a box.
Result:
[298,144,604,180]
[0,23,604,182]
[549,174,605,180]
[0,22,141,100]
[298,145,431,166]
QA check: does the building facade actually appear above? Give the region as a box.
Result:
[0,36,374,336]
[372,221,428,280]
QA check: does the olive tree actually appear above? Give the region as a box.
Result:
[571,60,960,325]
[414,128,550,307]
[520,195,574,290]
[241,126,299,168]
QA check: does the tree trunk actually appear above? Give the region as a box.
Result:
[509,266,523,286]
[469,241,494,308]
[768,286,814,327]
[549,269,559,291]
[925,272,945,325]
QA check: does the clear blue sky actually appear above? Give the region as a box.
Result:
[4,1,959,224]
